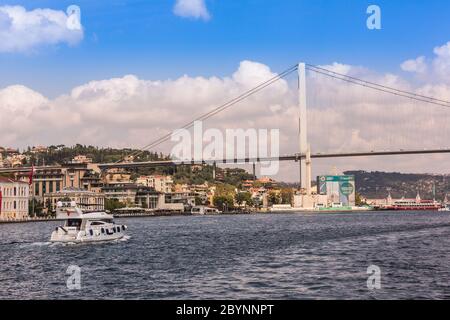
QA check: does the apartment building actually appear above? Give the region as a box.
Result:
[136,175,173,193]
[16,163,102,201]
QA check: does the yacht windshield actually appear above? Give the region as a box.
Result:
[66,219,82,229]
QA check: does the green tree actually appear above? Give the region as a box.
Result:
[267,191,281,206]
[213,195,234,211]
[29,199,44,217]
[235,192,253,207]
[280,188,293,205]
[355,192,366,206]
[105,198,126,211]
[194,196,204,206]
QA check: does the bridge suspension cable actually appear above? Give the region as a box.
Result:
[118,62,450,164]
[306,64,450,108]
[118,64,299,163]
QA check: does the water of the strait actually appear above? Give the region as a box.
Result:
[1,211,450,299]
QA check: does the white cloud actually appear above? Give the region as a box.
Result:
[173,0,210,21]
[433,41,450,83]
[400,41,450,84]
[401,56,427,73]
[0,5,83,53]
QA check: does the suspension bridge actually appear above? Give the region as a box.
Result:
[1,62,450,189]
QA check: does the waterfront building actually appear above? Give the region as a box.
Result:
[101,183,160,209]
[16,163,103,201]
[316,175,356,207]
[44,187,105,213]
[0,177,29,220]
[164,191,196,208]
[136,175,173,193]
[293,193,328,209]
[365,198,390,206]
[136,187,160,209]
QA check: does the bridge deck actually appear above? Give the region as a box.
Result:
[1,149,449,173]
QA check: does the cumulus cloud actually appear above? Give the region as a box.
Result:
[1,54,450,180]
[401,56,427,73]
[173,0,210,21]
[400,41,450,84]
[0,60,288,148]
[0,5,83,53]
[433,41,450,83]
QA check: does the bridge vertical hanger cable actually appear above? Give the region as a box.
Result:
[307,64,450,152]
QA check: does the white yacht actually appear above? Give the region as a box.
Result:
[50,201,127,243]
[191,206,221,215]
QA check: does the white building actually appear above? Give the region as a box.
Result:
[72,155,93,164]
[293,193,328,209]
[44,187,105,213]
[0,177,30,220]
[136,175,173,193]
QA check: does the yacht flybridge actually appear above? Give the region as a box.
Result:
[50,201,127,243]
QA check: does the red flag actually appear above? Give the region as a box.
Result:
[29,165,34,186]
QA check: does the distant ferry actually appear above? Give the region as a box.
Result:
[379,196,442,211]
[381,200,442,211]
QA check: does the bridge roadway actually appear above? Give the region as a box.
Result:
[1,148,449,173]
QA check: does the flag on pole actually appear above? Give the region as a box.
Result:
[0,189,3,216]
[28,165,34,186]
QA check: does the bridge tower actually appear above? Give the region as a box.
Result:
[298,62,311,194]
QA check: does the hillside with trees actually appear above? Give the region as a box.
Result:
[346,170,450,200]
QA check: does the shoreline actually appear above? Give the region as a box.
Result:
[2,208,443,224]
[0,217,58,224]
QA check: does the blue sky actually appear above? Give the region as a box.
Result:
[0,0,449,97]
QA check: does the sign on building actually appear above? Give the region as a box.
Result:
[317,175,356,206]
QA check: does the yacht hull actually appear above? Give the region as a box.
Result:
[50,231,125,243]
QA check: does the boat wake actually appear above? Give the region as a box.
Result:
[117,235,131,242]
[16,236,131,248]
[19,241,56,248]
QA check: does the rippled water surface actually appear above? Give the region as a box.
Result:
[1,211,450,299]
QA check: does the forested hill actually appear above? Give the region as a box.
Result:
[346,170,450,200]
[21,144,168,165]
